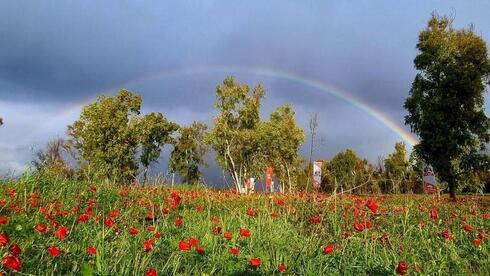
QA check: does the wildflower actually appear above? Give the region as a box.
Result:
[129,228,139,235]
[250,258,261,267]
[472,239,481,246]
[323,244,334,254]
[9,244,21,255]
[189,237,199,247]
[197,246,205,254]
[0,217,8,225]
[48,246,61,257]
[2,255,21,271]
[0,233,9,246]
[146,267,157,276]
[179,240,191,251]
[212,226,222,234]
[175,217,183,227]
[310,215,321,224]
[396,261,408,275]
[278,264,286,271]
[246,209,257,217]
[240,228,250,238]
[223,232,233,239]
[430,208,438,220]
[366,199,378,213]
[104,218,114,228]
[463,225,473,232]
[87,247,97,255]
[196,205,204,212]
[35,224,49,233]
[56,226,69,239]
[211,217,220,223]
[354,223,364,232]
[230,248,240,255]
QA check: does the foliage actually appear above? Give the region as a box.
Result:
[0,178,488,275]
[384,142,410,193]
[404,14,490,199]
[169,121,209,184]
[327,149,371,192]
[31,138,73,180]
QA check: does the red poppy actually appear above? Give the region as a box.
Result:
[211,217,220,223]
[472,239,481,246]
[87,247,97,255]
[109,210,120,218]
[212,226,222,234]
[146,267,157,276]
[129,228,139,235]
[77,214,90,223]
[89,185,97,191]
[154,232,162,239]
[323,244,334,254]
[35,223,49,233]
[366,199,378,213]
[223,232,233,239]
[354,223,364,232]
[441,229,454,240]
[271,212,281,218]
[463,225,473,232]
[478,232,487,240]
[2,255,21,271]
[240,228,250,238]
[310,215,321,224]
[250,258,261,267]
[179,240,191,251]
[396,261,408,275]
[246,209,257,217]
[196,205,204,212]
[189,237,199,247]
[147,226,156,232]
[197,246,205,254]
[230,248,240,255]
[48,246,61,257]
[55,226,69,239]
[363,220,372,229]
[278,264,286,271]
[0,217,8,225]
[104,218,114,228]
[9,244,21,255]
[175,217,183,227]
[0,233,9,247]
[430,208,438,220]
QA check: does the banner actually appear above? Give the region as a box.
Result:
[266,167,273,188]
[250,177,255,191]
[423,164,437,194]
[313,161,322,189]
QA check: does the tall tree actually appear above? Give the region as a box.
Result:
[384,142,409,193]
[32,138,73,179]
[207,76,265,191]
[169,121,208,184]
[328,149,365,191]
[138,113,179,183]
[404,14,490,199]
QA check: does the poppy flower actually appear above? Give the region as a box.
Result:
[250,258,261,267]
[230,248,240,255]
[87,247,97,255]
[104,218,114,228]
[211,217,220,223]
[154,232,162,239]
[109,210,120,218]
[77,214,90,223]
[223,232,233,239]
[363,220,372,229]
[212,226,222,234]
[472,239,481,246]
[271,212,281,218]
[240,228,250,238]
[323,244,334,254]
[366,199,378,213]
[441,229,454,240]
[463,225,473,232]
[246,209,257,217]
[0,217,8,225]
[396,261,408,275]
[354,223,364,232]
[48,246,61,257]
[145,267,157,276]
[196,205,204,212]
[197,246,205,254]
[89,185,97,191]
[278,264,286,271]
[2,255,21,271]
[189,237,199,247]
[430,208,438,220]
[9,244,21,255]
[35,224,49,233]
[478,232,487,240]
[175,217,183,227]
[55,226,69,239]
[310,215,321,224]
[0,233,9,247]
[179,240,191,251]
[147,226,156,232]
[129,228,139,235]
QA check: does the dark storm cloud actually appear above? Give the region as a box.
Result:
[1,0,490,180]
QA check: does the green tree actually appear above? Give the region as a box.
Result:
[384,142,409,193]
[138,113,179,183]
[32,138,73,180]
[328,149,369,192]
[169,122,208,184]
[207,76,265,191]
[404,14,490,199]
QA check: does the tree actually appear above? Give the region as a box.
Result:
[138,113,179,183]
[384,142,409,193]
[169,122,208,184]
[328,149,368,192]
[32,138,73,179]
[404,14,490,199]
[207,76,265,191]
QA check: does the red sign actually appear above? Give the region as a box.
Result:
[265,167,273,187]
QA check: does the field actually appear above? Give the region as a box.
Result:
[0,178,489,275]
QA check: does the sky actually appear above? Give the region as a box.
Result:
[1,1,489,184]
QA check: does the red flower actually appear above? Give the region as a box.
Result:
[396,261,408,275]
[2,255,21,271]
[278,264,287,271]
[104,218,114,228]
[230,248,240,255]
[366,199,378,213]
[246,209,257,217]
[478,232,487,240]
[430,208,438,220]
[240,228,251,238]
[189,237,199,247]
[0,233,9,246]
[56,226,69,239]
[175,217,183,227]
[9,244,21,255]
[250,258,261,267]
[77,214,90,223]
[223,232,233,239]
[0,217,8,225]
[271,212,281,218]
[179,240,191,251]
[146,267,158,276]
[463,225,473,232]
[211,217,220,223]
[197,246,205,254]
[48,246,61,257]
[109,210,120,218]
[35,223,49,233]
[147,226,156,232]
[363,220,372,229]
[196,205,204,212]
[87,247,97,255]
[129,228,139,235]
[441,229,454,240]
[323,244,334,254]
[212,226,222,234]
[354,223,364,232]
[310,215,321,224]
[89,185,97,191]
[472,239,481,246]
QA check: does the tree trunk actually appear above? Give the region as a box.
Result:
[448,178,456,201]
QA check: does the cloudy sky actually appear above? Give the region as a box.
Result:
[1,1,489,184]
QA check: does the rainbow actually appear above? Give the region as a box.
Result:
[56,65,419,146]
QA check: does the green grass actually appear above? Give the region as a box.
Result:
[0,176,489,275]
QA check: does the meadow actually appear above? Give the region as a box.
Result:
[0,177,488,275]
